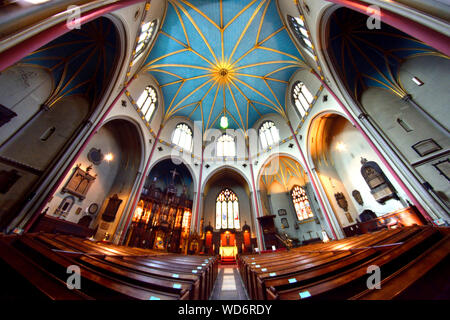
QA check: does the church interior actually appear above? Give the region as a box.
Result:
[0,0,449,301]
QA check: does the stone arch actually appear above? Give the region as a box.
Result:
[256,152,305,191]
[201,165,252,196]
[308,112,407,233]
[147,154,197,194]
[201,165,257,253]
[36,117,144,240]
[0,15,126,231]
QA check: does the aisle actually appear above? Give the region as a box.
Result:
[209,266,249,300]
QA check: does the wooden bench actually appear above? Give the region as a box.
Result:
[3,235,189,300]
[123,255,215,299]
[0,239,93,300]
[36,236,197,299]
[36,233,215,299]
[267,227,442,300]
[254,226,424,299]
[241,227,414,299]
[350,235,450,300]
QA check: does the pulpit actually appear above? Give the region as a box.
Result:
[257,215,278,250]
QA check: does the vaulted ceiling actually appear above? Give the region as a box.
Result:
[19,17,119,107]
[328,8,442,101]
[260,155,307,192]
[143,0,307,131]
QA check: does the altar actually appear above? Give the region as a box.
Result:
[219,245,238,258]
[219,231,238,259]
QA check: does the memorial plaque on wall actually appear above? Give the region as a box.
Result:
[101,194,122,222]
[62,166,96,200]
[433,159,450,181]
[412,139,442,157]
[360,158,397,203]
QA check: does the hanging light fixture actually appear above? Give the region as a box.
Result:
[220,115,228,129]
[220,103,228,129]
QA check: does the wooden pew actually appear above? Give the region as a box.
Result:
[267,227,442,300]
[123,256,215,299]
[104,256,203,299]
[0,239,93,300]
[35,233,212,299]
[10,235,189,300]
[350,235,450,300]
[37,235,195,299]
[243,227,413,299]
[254,226,424,299]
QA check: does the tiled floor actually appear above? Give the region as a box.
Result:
[210,266,249,300]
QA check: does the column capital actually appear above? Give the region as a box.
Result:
[402,94,412,102]
[357,113,369,120]
[40,104,50,111]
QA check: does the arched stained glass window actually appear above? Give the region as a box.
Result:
[291,185,313,221]
[172,123,193,151]
[216,134,236,157]
[259,121,280,149]
[216,189,240,229]
[292,81,314,118]
[287,15,313,53]
[133,19,157,62]
[136,86,157,122]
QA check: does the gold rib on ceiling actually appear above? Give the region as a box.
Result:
[138,0,308,130]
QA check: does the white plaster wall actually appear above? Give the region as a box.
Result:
[45,124,123,226]
[361,88,449,163]
[398,55,450,131]
[299,88,409,228]
[415,156,450,209]
[1,95,89,170]
[269,185,323,242]
[0,66,53,145]
[327,119,405,218]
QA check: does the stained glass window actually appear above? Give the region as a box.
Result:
[259,121,280,149]
[172,123,193,151]
[291,185,313,221]
[133,20,157,62]
[292,81,314,118]
[136,86,157,122]
[287,15,313,53]
[216,189,240,229]
[217,134,235,157]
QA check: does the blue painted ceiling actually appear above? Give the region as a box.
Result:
[19,17,119,107]
[329,8,443,100]
[143,0,306,130]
